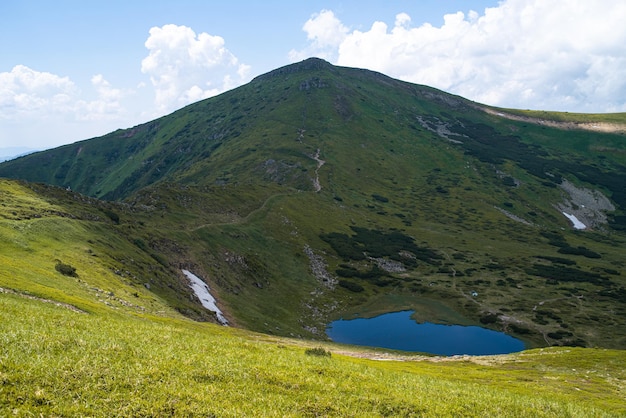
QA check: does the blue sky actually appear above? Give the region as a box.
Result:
[2,0,626,151]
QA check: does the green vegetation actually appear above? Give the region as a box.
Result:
[489,106,626,124]
[2,58,626,415]
[321,227,441,265]
[1,59,626,352]
[2,289,625,416]
[2,177,621,414]
[305,346,332,357]
[55,261,78,277]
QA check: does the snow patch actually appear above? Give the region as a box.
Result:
[562,212,586,230]
[182,269,228,325]
[556,179,615,229]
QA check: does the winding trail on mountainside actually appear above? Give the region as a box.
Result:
[0,286,86,313]
[480,106,626,134]
[190,193,288,231]
[311,148,325,192]
[190,148,326,232]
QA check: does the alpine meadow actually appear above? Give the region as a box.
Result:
[1,58,625,416]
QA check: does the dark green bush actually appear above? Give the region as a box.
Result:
[526,264,608,285]
[133,238,148,251]
[557,246,601,259]
[597,287,626,303]
[509,324,532,335]
[336,267,359,278]
[305,347,331,357]
[55,262,78,277]
[321,227,442,265]
[535,255,576,265]
[479,313,499,324]
[102,208,120,224]
[338,280,364,292]
[547,330,573,340]
[502,177,516,187]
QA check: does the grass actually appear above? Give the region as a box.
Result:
[0,179,212,321]
[1,63,626,413]
[2,292,625,417]
[1,184,624,418]
[488,106,626,125]
[2,177,623,416]
[3,119,626,347]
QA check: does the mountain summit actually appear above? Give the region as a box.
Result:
[1,59,626,348]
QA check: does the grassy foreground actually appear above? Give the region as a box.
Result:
[1,292,625,417]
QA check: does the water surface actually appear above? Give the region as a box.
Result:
[327,310,524,356]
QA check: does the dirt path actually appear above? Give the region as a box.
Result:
[0,286,86,313]
[311,148,325,192]
[480,107,626,134]
[331,347,516,365]
[190,193,288,231]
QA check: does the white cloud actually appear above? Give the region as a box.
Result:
[294,0,626,112]
[0,66,128,122]
[0,65,135,148]
[75,74,129,121]
[289,9,348,62]
[0,65,76,118]
[141,24,251,114]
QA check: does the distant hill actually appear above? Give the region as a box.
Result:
[1,58,626,349]
[0,147,38,162]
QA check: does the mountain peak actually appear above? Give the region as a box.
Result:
[253,57,334,81]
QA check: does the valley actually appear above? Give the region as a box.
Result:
[1,58,626,414]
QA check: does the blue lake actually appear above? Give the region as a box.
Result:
[326,310,525,356]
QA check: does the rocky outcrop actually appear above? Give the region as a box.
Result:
[557,179,615,229]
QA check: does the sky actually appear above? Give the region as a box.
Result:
[2,0,626,151]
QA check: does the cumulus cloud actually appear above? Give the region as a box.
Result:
[0,65,134,148]
[75,74,128,121]
[0,65,76,119]
[0,65,127,121]
[289,10,348,62]
[141,24,251,114]
[293,0,626,112]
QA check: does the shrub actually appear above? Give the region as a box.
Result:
[547,330,573,340]
[321,227,442,266]
[557,246,601,259]
[525,264,608,285]
[480,313,499,324]
[502,177,516,187]
[509,324,532,335]
[133,238,148,251]
[55,262,78,277]
[535,255,576,265]
[102,208,120,224]
[338,280,364,292]
[305,347,331,357]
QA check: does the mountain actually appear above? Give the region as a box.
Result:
[0,146,38,162]
[2,58,626,350]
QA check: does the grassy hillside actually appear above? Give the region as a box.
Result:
[3,278,626,416]
[0,179,216,321]
[3,177,624,415]
[1,59,626,350]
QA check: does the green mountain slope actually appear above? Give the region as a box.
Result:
[1,177,624,416]
[2,58,626,350]
[0,179,215,321]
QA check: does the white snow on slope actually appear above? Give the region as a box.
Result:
[562,212,586,230]
[182,269,228,325]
